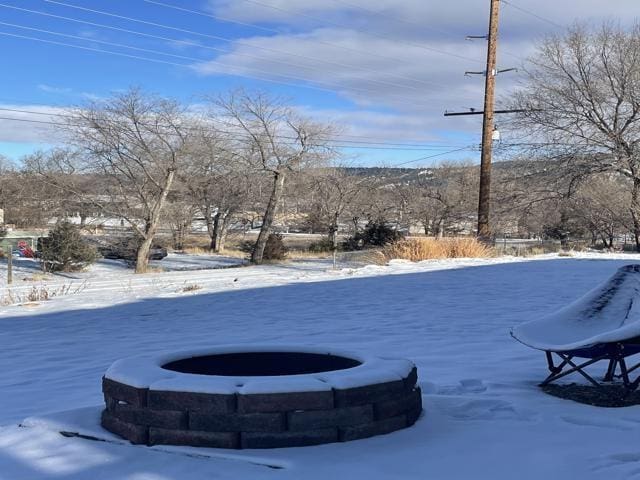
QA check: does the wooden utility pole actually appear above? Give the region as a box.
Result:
[7,244,12,285]
[477,0,501,240]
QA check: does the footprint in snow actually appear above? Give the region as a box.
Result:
[591,452,640,478]
[437,378,487,395]
[560,415,635,431]
[438,398,538,422]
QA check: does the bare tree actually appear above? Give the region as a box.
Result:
[307,167,366,249]
[511,21,640,249]
[409,162,477,237]
[211,90,334,263]
[30,89,190,272]
[181,130,253,253]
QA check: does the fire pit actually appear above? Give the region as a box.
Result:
[101,346,422,449]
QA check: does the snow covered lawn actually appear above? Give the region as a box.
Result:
[1,254,640,479]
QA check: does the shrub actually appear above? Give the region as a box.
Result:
[40,221,98,272]
[384,237,493,261]
[239,232,288,261]
[343,220,404,250]
[308,238,336,253]
[262,233,288,260]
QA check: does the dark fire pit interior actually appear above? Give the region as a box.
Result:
[102,348,422,449]
[162,352,362,376]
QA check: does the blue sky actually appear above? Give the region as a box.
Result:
[0,0,636,166]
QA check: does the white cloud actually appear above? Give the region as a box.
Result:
[0,105,67,145]
[194,0,638,153]
[37,84,72,94]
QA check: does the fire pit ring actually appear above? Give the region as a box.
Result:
[101,345,422,449]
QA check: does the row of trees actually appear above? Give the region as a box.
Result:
[4,139,636,258]
[19,89,337,272]
[3,21,640,267]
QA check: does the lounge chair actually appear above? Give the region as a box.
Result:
[511,264,640,390]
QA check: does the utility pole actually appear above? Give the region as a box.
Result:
[477,0,501,240]
[7,244,12,285]
[445,0,508,241]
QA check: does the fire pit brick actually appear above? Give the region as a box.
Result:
[237,391,334,413]
[149,427,239,449]
[101,347,422,449]
[241,428,338,449]
[190,411,286,432]
[148,390,236,413]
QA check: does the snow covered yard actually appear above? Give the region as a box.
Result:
[1,254,640,479]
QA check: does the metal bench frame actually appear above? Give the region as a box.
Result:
[542,342,640,390]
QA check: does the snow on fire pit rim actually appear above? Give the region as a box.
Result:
[104,344,416,395]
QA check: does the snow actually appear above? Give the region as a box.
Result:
[105,346,413,394]
[511,264,640,351]
[2,252,640,479]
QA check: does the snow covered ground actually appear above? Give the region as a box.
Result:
[1,253,640,479]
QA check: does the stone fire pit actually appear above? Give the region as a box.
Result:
[101,346,422,449]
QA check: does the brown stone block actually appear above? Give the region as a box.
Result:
[111,403,187,429]
[101,409,148,445]
[102,377,148,407]
[374,387,422,420]
[189,412,285,432]
[288,404,373,431]
[334,380,405,407]
[149,427,239,449]
[241,428,338,449]
[148,390,236,413]
[237,391,333,413]
[338,415,407,442]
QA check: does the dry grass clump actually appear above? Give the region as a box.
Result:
[1,281,88,306]
[384,237,494,261]
[182,246,247,258]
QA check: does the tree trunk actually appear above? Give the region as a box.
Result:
[203,206,216,251]
[135,169,175,273]
[136,228,154,273]
[328,212,339,249]
[212,211,230,253]
[218,215,230,252]
[211,211,222,251]
[631,178,640,252]
[252,171,286,264]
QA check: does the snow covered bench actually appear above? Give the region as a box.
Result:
[511,264,640,390]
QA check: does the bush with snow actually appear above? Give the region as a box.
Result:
[40,221,98,272]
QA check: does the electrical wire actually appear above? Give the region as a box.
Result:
[0,30,457,108]
[2,21,463,104]
[0,106,467,149]
[0,95,467,145]
[0,4,461,95]
[210,0,482,64]
[393,146,477,167]
[45,0,481,77]
[0,111,471,152]
[502,0,564,29]
[0,3,471,96]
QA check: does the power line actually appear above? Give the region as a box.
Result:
[0,95,466,146]
[142,0,278,35]
[0,105,467,148]
[223,0,483,64]
[0,30,451,109]
[502,0,564,29]
[0,111,469,152]
[45,0,480,82]
[393,146,477,167]
[0,4,465,98]
[1,22,455,105]
[0,4,455,95]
